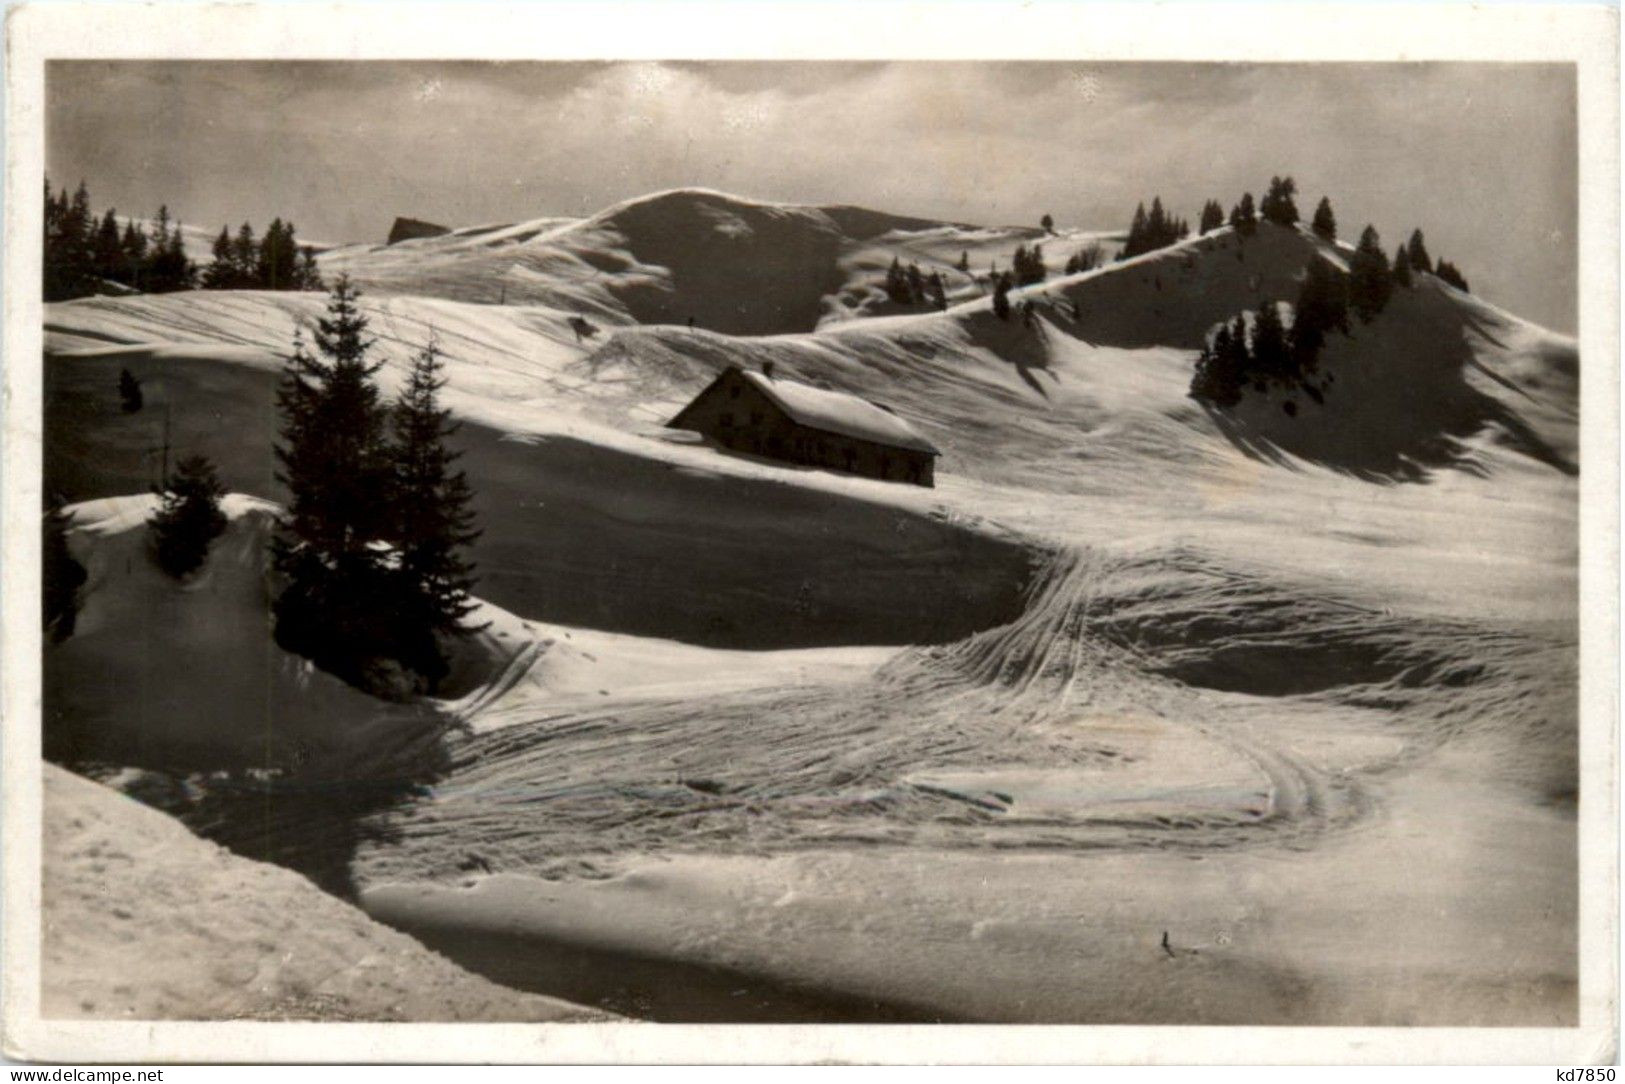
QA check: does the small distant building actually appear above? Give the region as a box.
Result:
[667,364,940,487]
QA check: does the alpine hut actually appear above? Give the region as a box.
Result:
[667,363,940,487]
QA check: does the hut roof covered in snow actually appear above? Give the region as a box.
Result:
[736,369,940,455]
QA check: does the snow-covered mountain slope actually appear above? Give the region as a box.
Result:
[317,188,1115,335]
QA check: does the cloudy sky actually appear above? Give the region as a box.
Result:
[49,60,1577,331]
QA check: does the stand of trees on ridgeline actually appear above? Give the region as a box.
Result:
[45,179,194,300]
[203,219,323,291]
[1063,243,1104,275]
[884,257,948,310]
[1120,197,1188,259]
[1199,200,1225,236]
[1011,243,1048,286]
[44,177,323,301]
[1258,176,1300,226]
[1119,180,1293,259]
[272,276,481,697]
[1229,192,1257,234]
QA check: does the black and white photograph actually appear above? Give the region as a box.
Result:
[3,1,1618,1066]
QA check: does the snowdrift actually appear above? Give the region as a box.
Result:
[43,494,447,775]
[42,763,607,1021]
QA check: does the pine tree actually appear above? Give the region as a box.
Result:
[883,257,911,304]
[137,212,193,294]
[1124,202,1148,258]
[1349,225,1393,322]
[1191,318,1254,407]
[64,182,96,291]
[1040,213,1055,234]
[204,226,235,288]
[1406,229,1433,274]
[1199,200,1224,235]
[958,250,969,273]
[258,219,282,288]
[258,218,303,290]
[1311,197,1337,240]
[1260,176,1300,226]
[1290,257,1348,371]
[927,271,947,311]
[233,223,259,287]
[44,180,96,300]
[992,274,1012,321]
[93,209,125,285]
[118,368,143,413]
[1434,259,1469,292]
[148,206,172,267]
[1230,193,1257,234]
[905,262,925,305]
[149,454,228,578]
[388,338,483,687]
[163,222,194,292]
[296,247,324,291]
[271,275,399,689]
[43,179,61,297]
[120,219,149,290]
[1121,197,1185,257]
[1251,302,1291,382]
[1392,244,1413,288]
[43,497,87,643]
[1014,243,1047,286]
